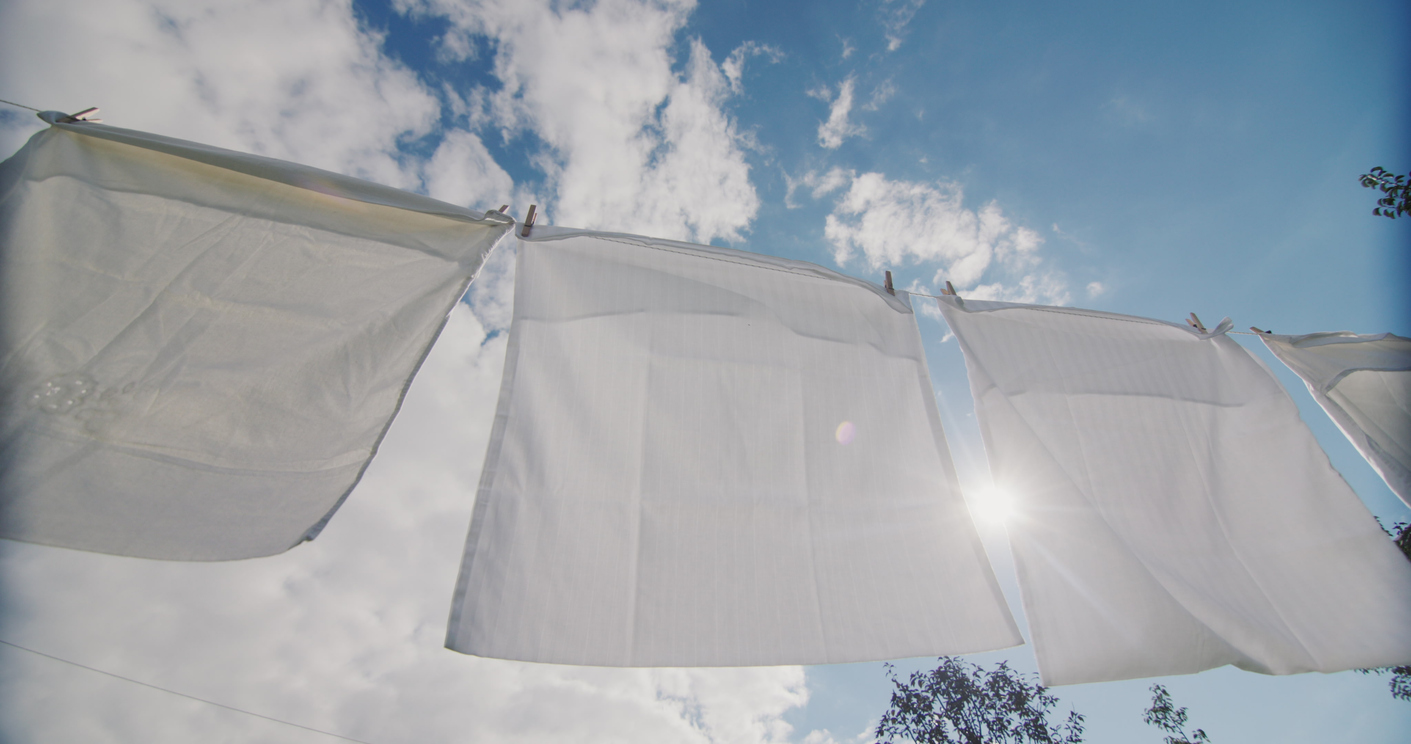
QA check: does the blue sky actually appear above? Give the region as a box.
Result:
[1,0,1408,741]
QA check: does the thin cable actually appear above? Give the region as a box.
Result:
[0,638,377,744]
[0,98,42,113]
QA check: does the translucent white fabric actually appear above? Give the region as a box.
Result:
[1262,332,1411,508]
[448,228,1020,667]
[0,115,512,560]
[936,296,1411,686]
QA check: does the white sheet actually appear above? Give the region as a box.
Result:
[1262,332,1411,508]
[0,115,511,560]
[448,228,1020,666]
[937,296,1411,685]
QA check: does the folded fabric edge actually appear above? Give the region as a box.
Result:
[36,111,515,227]
[934,294,1234,338]
[1261,333,1411,392]
[517,227,913,313]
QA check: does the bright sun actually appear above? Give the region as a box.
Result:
[970,486,1016,525]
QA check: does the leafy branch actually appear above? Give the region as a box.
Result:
[1356,520,1411,701]
[1359,167,1410,219]
[875,658,1084,744]
[1143,685,1210,744]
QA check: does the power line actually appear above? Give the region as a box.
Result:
[0,638,378,744]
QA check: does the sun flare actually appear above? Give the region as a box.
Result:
[970,486,1016,525]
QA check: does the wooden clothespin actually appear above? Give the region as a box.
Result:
[937,280,961,311]
[58,107,101,123]
[1186,312,1207,333]
[521,204,537,237]
[498,205,509,213]
[884,270,895,295]
[1250,327,1272,334]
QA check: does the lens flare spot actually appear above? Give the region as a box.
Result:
[835,421,856,444]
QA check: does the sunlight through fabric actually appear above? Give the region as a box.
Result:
[448,227,1021,667]
[966,484,1016,526]
[937,296,1411,686]
[0,116,513,560]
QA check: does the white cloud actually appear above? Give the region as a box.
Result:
[862,79,897,111]
[422,130,516,211]
[817,77,865,149]
[879,0,925,52]
[824,172,1067,303]
[784,166,854,207]
[1086,280,1107,298]
[815,167,854,197]
[406,0,759,244]
[965,272,1071,305]
[722,41,783,94]
[0,0,443,189]
[825,173,1001,281]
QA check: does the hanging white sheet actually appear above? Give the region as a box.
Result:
[1261,332,1411,508]
[0,114,512,560]
[936,296,1411,686]
[448,228,1020,667]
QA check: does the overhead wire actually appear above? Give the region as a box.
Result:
[0,98,43,113]
[0,638,378,744]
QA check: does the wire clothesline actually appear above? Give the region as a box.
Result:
[0,98,42,113]
[0,638,377,744]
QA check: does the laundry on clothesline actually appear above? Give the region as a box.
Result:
[936,295,1411,685]
[1261,331,1411,509]
[4,113,1409,683]
[446,227,1021,667]
[0,113,512,560]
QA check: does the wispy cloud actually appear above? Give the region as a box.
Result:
[723,41,783,94]
[879,0,925,52]
[1105,94,1153,126]
[784,166,854,207]
[817,77,865,149]
[862,79,897,111]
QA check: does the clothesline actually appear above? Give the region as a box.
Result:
[0,98,1341,342]
[0,97,42,113]
[0,639,377,744]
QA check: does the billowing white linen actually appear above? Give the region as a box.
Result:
[936,296,1411,686]
[448,228,1020,667]
[0,115,512,560]
[1262,332,1411,508]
